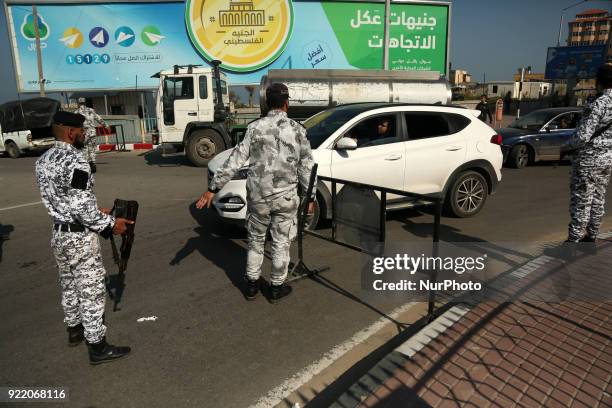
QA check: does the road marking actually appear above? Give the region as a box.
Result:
[0,201,42,212]
[251,302,418,408]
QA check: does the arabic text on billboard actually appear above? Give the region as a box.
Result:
[7,0,449,91]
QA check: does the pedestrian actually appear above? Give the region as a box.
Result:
[565,64,612,243]
[74,98,106,173]
[503,91,512,114]
[476,94,493,124]
[196,83,316,303]
[35,111,133,365]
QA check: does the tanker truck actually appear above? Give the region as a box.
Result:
[155,62,451,166]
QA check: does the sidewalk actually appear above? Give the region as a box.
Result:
[331,238,612,407]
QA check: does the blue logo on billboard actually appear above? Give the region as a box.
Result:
[114,26,135,47]
[89,27,109,48]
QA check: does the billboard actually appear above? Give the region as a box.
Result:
[6,0,449,91]
[545,45,607,80]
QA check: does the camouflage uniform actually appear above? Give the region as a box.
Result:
[36,141,115,343]
[74,106,105,163]
[209,110,315,285]
[567,88,612,241]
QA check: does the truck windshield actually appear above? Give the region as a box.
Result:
[303,106,366,148]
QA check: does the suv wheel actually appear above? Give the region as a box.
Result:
[304,195,321,230]
[446,171,488,218]
[507,144,530,169]
[186,130,224,167]
[5,141,21,159]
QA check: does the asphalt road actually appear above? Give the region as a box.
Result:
[1,149,610,407]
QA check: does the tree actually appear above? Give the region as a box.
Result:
[244,85,256,108]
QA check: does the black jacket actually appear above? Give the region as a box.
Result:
[476,101,493,123]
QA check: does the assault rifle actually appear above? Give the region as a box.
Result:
[108,199,139,311]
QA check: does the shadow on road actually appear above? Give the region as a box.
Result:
[0,224,14,264]
[169,203,250,295]
[141,148,192,167]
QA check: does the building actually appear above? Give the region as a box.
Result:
[513,72,545,82]
[450,69,471,85]
[219,0,265,27]
[567,9,611,47]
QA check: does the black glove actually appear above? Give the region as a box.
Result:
[89,162,97,173]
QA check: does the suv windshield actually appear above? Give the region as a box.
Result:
[304,105,372,148]
[509,110,557,130]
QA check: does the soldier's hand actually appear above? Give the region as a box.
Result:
[113,218,135,235]
[307,201,315,215]
[196,191,215,209]
[100,207,112,215]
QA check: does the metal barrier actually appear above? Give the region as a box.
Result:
[291,166,444,322]
[97,125,127,151]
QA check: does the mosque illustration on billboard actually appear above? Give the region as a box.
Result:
[219,0,265,27]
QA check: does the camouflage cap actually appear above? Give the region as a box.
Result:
[53,111,85,128]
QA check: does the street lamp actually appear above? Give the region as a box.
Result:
[557,0,591,46]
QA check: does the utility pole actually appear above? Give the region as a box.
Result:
[32,6,45,96]
[517,67,525,119]
[382,0,391,70]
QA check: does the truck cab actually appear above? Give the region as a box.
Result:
[156,64,232,166]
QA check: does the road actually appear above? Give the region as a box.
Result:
[1,149,610,407]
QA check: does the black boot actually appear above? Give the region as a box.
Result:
[87,337,131,365]
[67,324,84,347]
[245,278,259,301]
[269,283,292,304]
[579,235,597,254]
[89,161,97,173]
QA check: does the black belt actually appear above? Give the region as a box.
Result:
[54,223,86,232]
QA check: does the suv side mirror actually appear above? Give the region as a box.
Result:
[545,124,558,132]
[336,137,357,150]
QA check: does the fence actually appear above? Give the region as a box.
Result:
[291,166,445,322]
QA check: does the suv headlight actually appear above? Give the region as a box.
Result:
[232,168,249,180]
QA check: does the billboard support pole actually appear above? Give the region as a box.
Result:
[383,0,391,70]
[31,5,45,97]
[104,94,109,115]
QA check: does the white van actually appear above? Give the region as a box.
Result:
[0,98,57,158]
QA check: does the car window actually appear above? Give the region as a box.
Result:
[509,110,556,130]
[404,112,452,140]
[304,106,374,149]
[550,112,581,129]
[344,115,399,148]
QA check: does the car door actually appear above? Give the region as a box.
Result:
[403,111,468,194]
[159,75,197,142]
[330,113,406,200]
[538,111,581,159]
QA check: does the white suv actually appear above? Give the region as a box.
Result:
[207,103,503,227]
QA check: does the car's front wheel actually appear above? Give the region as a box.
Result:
[507,144,530,169]
[446,171,488,218]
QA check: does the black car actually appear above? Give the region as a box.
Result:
[500,107,582,168]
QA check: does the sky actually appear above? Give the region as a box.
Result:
[0,0,611,104]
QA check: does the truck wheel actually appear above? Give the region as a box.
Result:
[5,141,21,158]
[445,171,488,218]
[186,130,225,167]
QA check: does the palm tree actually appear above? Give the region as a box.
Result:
[244,85,256,108]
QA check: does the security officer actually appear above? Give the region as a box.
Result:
[566,64,612,243]
[196,83,315,303]
[74,98,106,173]
[35,111,132,365]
